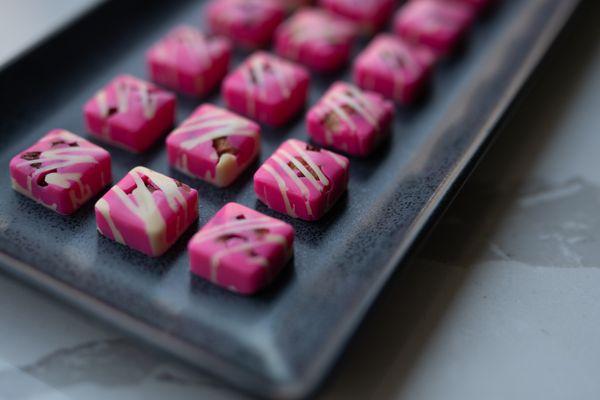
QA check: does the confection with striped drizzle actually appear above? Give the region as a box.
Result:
[306,81,394,157]
[353,34,435,104]
[254,139,349,221]
[146,25,231,97]
[95,166,198,257]
[166,104,260,187]
[83,74,176,153]
[188,202,294,294]
[206,0,285,49]
[9,129,111,215]
[274,8,357,72]
[394,0,476,56]
[222,52,310,126]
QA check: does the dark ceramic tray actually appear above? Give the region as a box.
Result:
[0,0,581,398]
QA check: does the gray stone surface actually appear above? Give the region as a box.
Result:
[1,1,600,399]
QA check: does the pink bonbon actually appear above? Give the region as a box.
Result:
[147,25,231,97]
[95,166,198,257]
[393,0,476,56]
[306,82,394,157]
[274,8,357,73]
[188,202,294,294]
[206,0,285,49]
[254,139,349,221]
[353,34,435,104]
[84,75,176,153]
[166,104,260,187]
[9,129,111,215]
[222,52,309,126]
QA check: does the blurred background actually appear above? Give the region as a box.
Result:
[1,0,599,399]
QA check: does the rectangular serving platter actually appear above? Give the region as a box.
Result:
[0,0,581,398]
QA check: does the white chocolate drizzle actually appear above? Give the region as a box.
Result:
[271,153,313,217]
[96,77,158,120]
[327,150,349,168]
[288,140,329,186]
[242,54,295,114]
[17,144,103,200]
[318,84,380,149]
[172,107,257,150]
[377,39,422,100]
[95,198,125,244]
[192,218,285,243]
[110,167,189,255]
[262,164,297,218]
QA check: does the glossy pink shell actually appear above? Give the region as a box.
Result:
[83,74,176,153]
[306,81,394,157]
[222,51,310,126]
[274,8,357,72]
[393,0,476,56]
[9,129,112,215]
[188,202,294,294]
[353,34,435,104]
[254,138,349,221]
[146,25,231,97]
[206,0,285,49]
[166,104,261,187]
[95,166,198,257]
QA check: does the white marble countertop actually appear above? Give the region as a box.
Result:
[2,1,600,399]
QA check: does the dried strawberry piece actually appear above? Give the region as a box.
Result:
[322,112,342,133]
[254,228,269,236]
[218,233,248,248]
[21,151,41,161]
[36,168,57,187]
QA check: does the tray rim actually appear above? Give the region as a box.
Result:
[0,0,583,398]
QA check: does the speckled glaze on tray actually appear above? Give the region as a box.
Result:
[0,0,581,398]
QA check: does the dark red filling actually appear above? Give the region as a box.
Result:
[21,151,41,161]
[36,168,57,187]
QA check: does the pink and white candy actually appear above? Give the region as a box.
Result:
[307,81,394,157]
[206,0,285,49]
[146,25,231,97]
[166,104,260,187]
[189,202,294,294]
[353,34,435,104]
[222,52,310,126]
[274,8,357,72]
[393,0,476,56]
[83,74,176,153]
[95,166,198,257]
[254,139,349,221]
[9,129,111,215]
